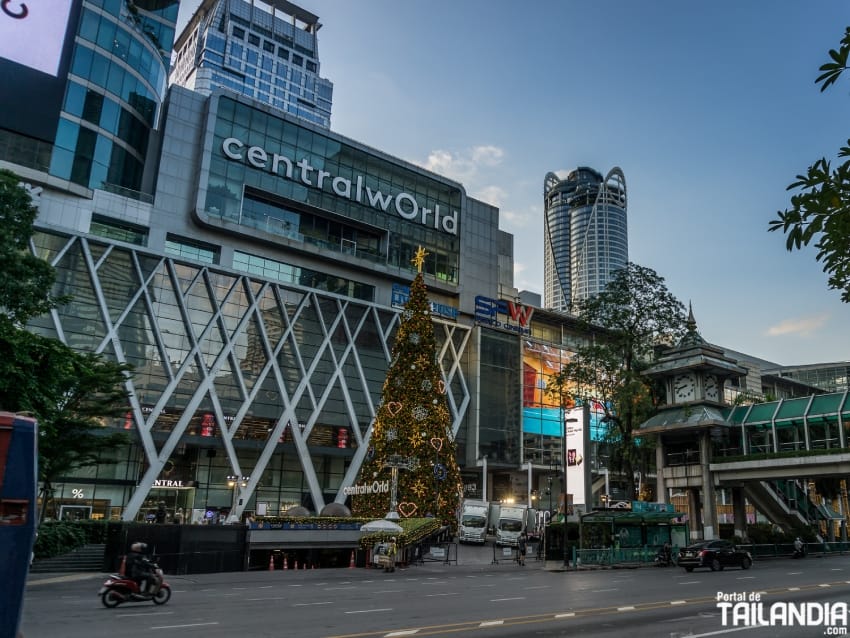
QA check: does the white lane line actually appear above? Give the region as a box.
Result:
[680,581,700,585]
[257,585,272,589]
[345,608,392,614]
[617,606,636,611]
[736,576,755,580]
[670,600,687,605]
[376,589,403,593]
[246,596,286,601]
[288,584,304,587]
[525,585,550,590]
[425,593,457,597]
[385,631,420,637]
[479,621,504,627]
[686,626,762,637]
[491,597,525,602]
[151,622,220,630]
[832,568,843,571]
[787,572,803,575]
[232,587,247,590]
[819,584,831,588]
[200,588,216,592]
[788,587,801,591]
[323,586,356,591]
[592,588,618,593]
[471,584,495,588]
[554,612,575,619]
[293,601,333,607]
[117,612,173,618]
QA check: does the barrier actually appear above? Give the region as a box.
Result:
[349,551,355,568]
[491,543,515,565]
[269,554,274,571]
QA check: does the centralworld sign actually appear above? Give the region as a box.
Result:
[221,137,459,235]
[342,480,390,496]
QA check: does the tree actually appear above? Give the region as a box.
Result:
[351,266,462,529]
[548,263,687,500]
[768,27,850,302]
[0,169,131,519]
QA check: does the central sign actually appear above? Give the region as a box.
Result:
[342,480,390,496]
[221,137,459,235]
[474,295,534,335]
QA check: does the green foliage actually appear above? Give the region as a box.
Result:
[0,170,131,519]
[0,169,68,324]
[352,271,462,530]
[548,263,687,499]
[32,521,88,559]
[769,27,850,302]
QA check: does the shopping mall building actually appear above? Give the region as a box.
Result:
[17,82,604,523]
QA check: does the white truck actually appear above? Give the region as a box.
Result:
[458,499,490,544]
[496,505,528,547]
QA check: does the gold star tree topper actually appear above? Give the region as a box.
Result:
[411,246,428,272]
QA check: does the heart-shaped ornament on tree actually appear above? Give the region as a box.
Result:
[430,437,443,451]
[387,401,402,416]
[438,380,447,394]
[398,502,418,517]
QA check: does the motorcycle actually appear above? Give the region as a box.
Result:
[99,564,171,608]
[654,546,674,567]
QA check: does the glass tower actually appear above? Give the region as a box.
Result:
[170,0,333,128]
[51,0,178,194]
[543,167,628,312]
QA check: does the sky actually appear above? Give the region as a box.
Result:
[177,0,850,367]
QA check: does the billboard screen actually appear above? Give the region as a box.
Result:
[0,0,77,142]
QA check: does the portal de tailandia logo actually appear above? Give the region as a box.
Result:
[717,590,849,633]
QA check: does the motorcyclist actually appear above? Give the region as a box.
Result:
[125,542,157,595]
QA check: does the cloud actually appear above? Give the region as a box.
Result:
[474,185,507,207]
[766,314,829,337]
[421,145,506,184]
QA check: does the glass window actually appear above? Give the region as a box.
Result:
[232,26,245,39]
[71,45,93,78]
[248,33,260,46]
[64,82,86,117]
[263,40,274,53]
[165,236,218,264]
[306,60,316,73]
[277,47,289,60]
[89,215,148,245]
[292,54,303,67]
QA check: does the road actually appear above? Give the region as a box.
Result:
[21,544,850,638]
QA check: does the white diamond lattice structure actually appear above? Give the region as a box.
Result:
[29,231,471,520]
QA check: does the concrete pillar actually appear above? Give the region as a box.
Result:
[699,431,717,540]
[732,487,747,541]
[688,488,701,541]
[655,442,667,503]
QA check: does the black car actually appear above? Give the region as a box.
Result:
[677,539,752,572]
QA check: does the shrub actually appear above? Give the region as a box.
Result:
[32,520,108,559]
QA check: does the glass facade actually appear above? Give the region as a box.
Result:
[205,95,462,282]
[171,0,333,128]
[478,329,522,466]
[544,167,628,311]
[48,0,177,193]
[28,229,471,519]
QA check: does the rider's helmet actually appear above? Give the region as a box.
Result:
[131,542,148,552]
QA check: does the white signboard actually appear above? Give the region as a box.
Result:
[0,0,73,76]
[564,405,588,508]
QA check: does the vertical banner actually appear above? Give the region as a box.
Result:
[564,405,590,510]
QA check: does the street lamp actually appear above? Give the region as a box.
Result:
[227,474,250,522]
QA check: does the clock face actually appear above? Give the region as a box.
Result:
[705,374,720,401]
[673,372,696,401]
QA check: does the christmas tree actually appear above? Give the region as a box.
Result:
[352,248,462,530]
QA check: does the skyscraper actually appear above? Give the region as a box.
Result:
[170,0,333,128]
[543,167,628,312]
[0,0,179,194]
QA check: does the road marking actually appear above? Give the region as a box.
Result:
[787,572,802,575]
[525,585,550,590]
[151,622,220,630]
[257,585,272,589]
[617,606,636,612]
[385,631,419,637]
[471,584,495,588]
[685,626,761,637]
[200,588,216,592]
[479,621,504,627]
[736,576,755,580]
[670,600,687,605]
[491,597,525,602]
[294,601,333,606]
[324,586,356,590]
[592,588,618,593]
[117,611,173,618]
[819,583,831,588]
[680,581,700,585]
[232,586,247,590]
[832,568,843,571]
[554,612,576,618]
[345,608,392,614]
[289,584,304,587]
[246,596,286,601]
[425,593,456,597]
[788,587,800,591]
[376,589,403,593]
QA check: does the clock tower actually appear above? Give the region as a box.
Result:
[640,305,748,540]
